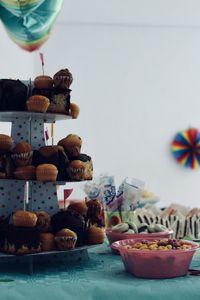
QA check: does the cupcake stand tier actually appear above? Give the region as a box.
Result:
[0,111,91,274]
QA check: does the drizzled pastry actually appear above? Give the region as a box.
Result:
[67,160,85,181]
[11,142,33,167]
[55,228,77,250]
[69,154,93,180]
[53,69,73,90]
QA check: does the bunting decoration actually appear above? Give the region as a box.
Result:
[171,128,200,169]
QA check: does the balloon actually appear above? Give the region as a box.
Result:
[0,0,63,51]
[171,128,200,169]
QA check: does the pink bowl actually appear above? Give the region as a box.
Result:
[112,238,199,279]
[106,228,173,253]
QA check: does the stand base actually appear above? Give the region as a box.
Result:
[0,246,91,275]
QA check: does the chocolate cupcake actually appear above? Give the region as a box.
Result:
[55,228,77,250]
[11,142,33,167]
[51,209,86,246]
[69,154,93,180]
[53,69,73,90]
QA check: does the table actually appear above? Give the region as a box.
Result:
[0,242,200,300]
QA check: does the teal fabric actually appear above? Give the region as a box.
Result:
[0,243,200,300]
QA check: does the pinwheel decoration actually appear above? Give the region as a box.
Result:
[171,127,200,169]
[0,0,63,51]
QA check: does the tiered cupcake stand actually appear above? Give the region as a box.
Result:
[0,91,92,274]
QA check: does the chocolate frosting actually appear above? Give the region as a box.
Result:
[51,209,86,246]
[32,147,70,181]
[53,69,73,90]
[69,153,92,162]
[0,224,40,254]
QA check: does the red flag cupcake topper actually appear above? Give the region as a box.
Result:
[39,52,45,75]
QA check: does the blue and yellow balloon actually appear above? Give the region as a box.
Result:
[0,0,63,51]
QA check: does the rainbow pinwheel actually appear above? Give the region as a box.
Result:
[171,128,200,169]
[0,0,63,51]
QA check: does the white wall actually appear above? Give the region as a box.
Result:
[2,0,200,207]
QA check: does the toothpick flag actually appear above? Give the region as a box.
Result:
[39,53,45,75]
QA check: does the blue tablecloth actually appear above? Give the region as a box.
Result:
[0,243,200,300]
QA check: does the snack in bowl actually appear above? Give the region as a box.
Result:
[106,222,173,253]
[112,238,199,278]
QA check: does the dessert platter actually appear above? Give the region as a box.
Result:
[0,69,105,273]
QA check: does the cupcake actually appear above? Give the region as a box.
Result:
[53,69,73,90]
[26,95,50,113]
[36,163,58,181]
[36,145,69,180]
[87,226,105,244]
[14,165,36,180]
[67,160,85,181]
[51,209,86,246]
[68,201,88,217]
[58,134,82,158]
[70,154,93,180]
[13,210,38,227]
[12,142,33,167]
[34,75,53,89]
[40,233,55,251]
[35,211,51,232]
[0,134,14,154]
[68,102,80,119]
[55,228,77,250]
